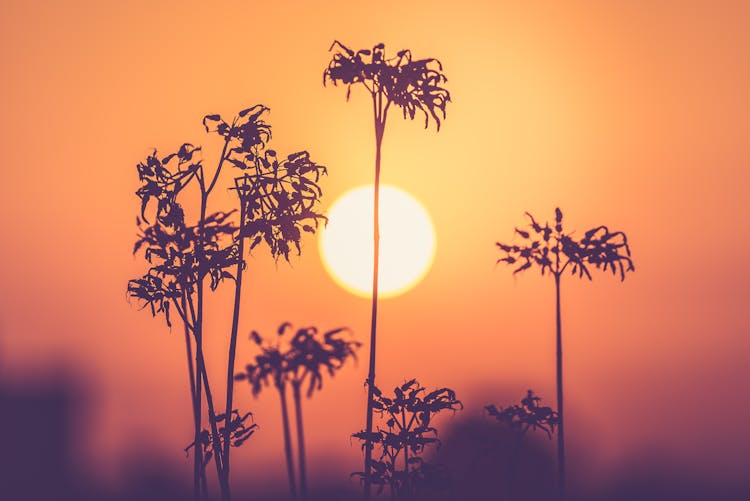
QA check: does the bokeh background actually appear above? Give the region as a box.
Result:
[1,0,749,498]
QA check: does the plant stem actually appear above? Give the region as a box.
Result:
[200,351,227,481]
[181,294,206,498]
[278,382,299,500]
[363,89,385,501]
[292,381,308,500]
[194,359,205,497]
[222,199,247,486]
[195,172,229,500]
[182,295,201,501]
[402,408,409,496]
[555,273,565,498]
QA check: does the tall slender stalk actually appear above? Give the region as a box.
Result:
[401,407,409,496]
[364,99,386,501]
[554,274,565,497]
[181,294,202,501]
[196,163,229,493]
[291,381,308,500]
[222,199,246,486]
[184,292,208,499]
[324,43,449,499]
[496,208,634,498]
[278,382,298,500]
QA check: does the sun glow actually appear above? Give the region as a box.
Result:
[319,185,436,298]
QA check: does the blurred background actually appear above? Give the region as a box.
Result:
[1,0,749,499]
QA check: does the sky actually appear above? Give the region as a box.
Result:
[1,0,749,494]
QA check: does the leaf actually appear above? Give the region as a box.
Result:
[513,261,532,275]
[249,235,262,250]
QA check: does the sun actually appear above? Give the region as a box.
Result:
[319,185,436,298]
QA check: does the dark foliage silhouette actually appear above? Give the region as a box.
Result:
[128,105,326,501]
[486,391,559,500]
[495,208,634,497]
[486,390,559,440]
[352,379,462,499]
[236,323,360,500]
[221,107,327,491]
[324,41,450,499]
[185,410,258,469]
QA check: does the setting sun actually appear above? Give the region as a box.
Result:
[319,185,436,298]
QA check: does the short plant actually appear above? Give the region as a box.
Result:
[324,41,450,499]
[352,379,462,499]
[486,390,559,501]
[486,390,559,440]
[495,208,634,497]
[236,323,359,500]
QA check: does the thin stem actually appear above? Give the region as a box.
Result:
[172,294,203,491]
[206,132,232,195]
[222,200,247,482]
[173,297,194,333]
[292,381,308,500]
[278,382,299,500]
[555,273,565,499]
[195,169,229,500]
[180,294,200,501]
[198,356,227,486]
[194,344,204,501]
[402,408,409,496]
[195,170,209,494]
[363,89,386,501]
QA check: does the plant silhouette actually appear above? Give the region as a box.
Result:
[486,390,559,440]
[352,379,462,499]
[129,141,241,500]
[128,105,327,501]
[324,41,450,499]
[486,391,559,501]
[236,323,360,500]
[218,107,327,491]
[185,409,258,470]
[495,208,634,497]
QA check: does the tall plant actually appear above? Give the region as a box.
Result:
[128,105,327,501]
[495,208,634,497]
[236,323,360,500]
[324,41,450,499]
[217,108,328,490]
[129,140,246,500]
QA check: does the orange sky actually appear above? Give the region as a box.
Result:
[1,0,749,492]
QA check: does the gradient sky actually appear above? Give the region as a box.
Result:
[1,0,749,492]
